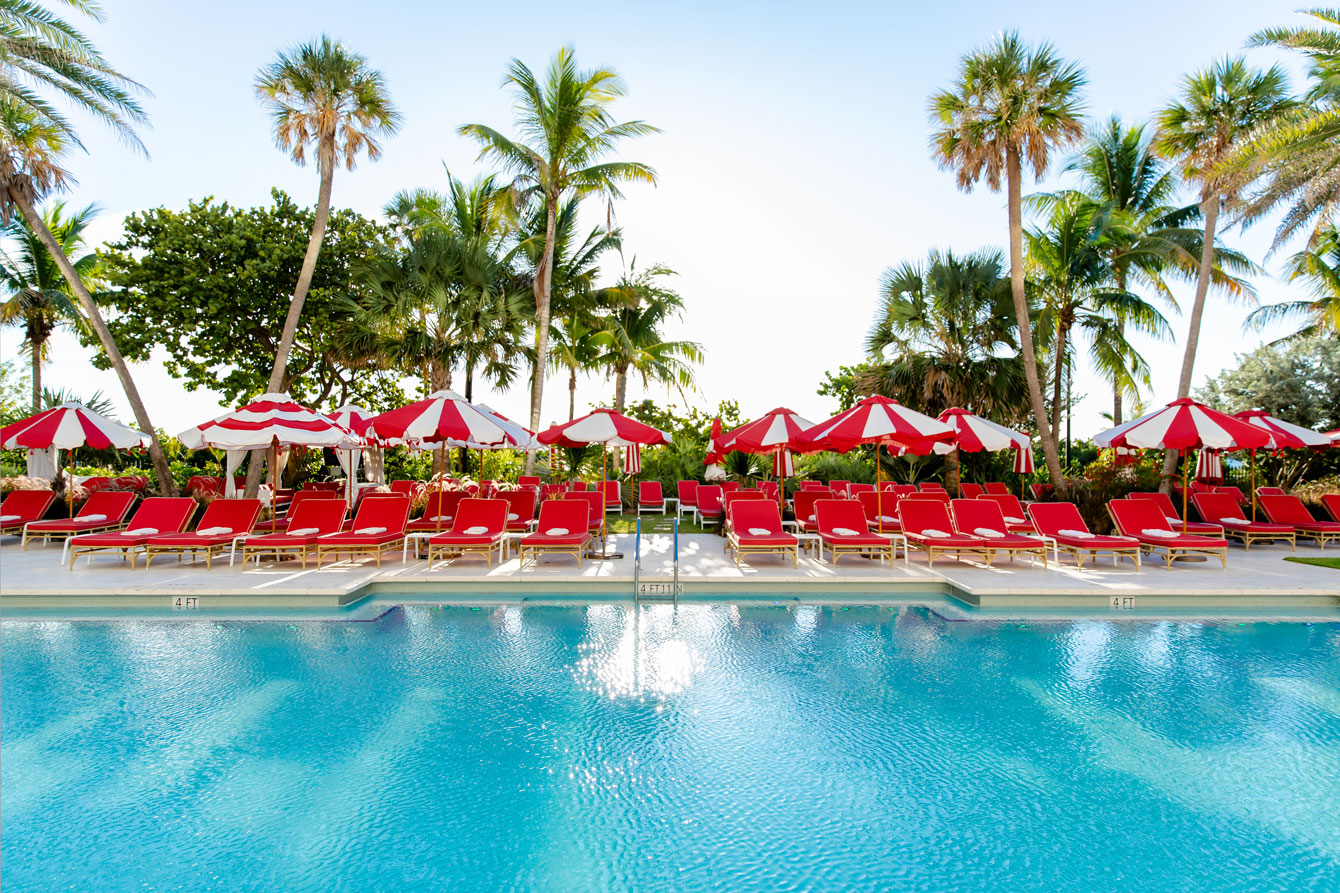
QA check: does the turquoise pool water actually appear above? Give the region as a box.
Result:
[3,606,1339,891]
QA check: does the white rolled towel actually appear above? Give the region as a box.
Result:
[1164,516,1182,525]
[286,527,319,536]
[973,527,1005,538]
[354,527,387,535]
[747,527,774,536]
[1220,517,1249,525]
[544,528,569,536]
[1058,529,1094,539]
[0,514,19,523]
[429,514,453,522]
[122,527,158,536]
[198,526,232,536]
[879,515,898,523]
[1005,516,1026,524]
[77,514,108,523]
[507,513,519,521]
[831,526,860,536]
[1142,528,1178,538]
[464,525,489,535]
[919,529,950,538]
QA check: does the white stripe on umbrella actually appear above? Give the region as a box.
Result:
[625,445,642,474]
[1195,448,1222,481]
[1012,445,1035,474]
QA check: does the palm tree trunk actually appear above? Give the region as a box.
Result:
[1160,196,1219,492]
[459,363,474,473]
[944,447,961,497]
[525,193,559,474]
[30,336,41,412]
[1112,269,1127,426]
[1050,323,1068,445]
[8,188,176,496]
[614,366,628,413]
[1006,148,1064,490]
[568,366,577,421]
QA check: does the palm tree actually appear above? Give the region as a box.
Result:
[1245,224,1340,339]
[549,314,601,421]
[1154,57,1294,484]
[255,36,400,395]
[862,248,1031,494]
[590,262,702,413]
[0,1,177,493]
[1237,10,1340,248]
[929,32,1086,489]
[460,46,658,471]
[1,202,98,410]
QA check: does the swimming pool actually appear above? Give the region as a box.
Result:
[3,605,1338,891]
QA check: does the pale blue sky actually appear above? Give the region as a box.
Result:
[2,0,1315,436]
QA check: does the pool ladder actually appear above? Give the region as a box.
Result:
[633,517,680,603]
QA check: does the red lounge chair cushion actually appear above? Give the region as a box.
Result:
[319,531,402,545]
[244,532,322,547]
[524,531,590,546]
[1052,533,1139,549]
[69,531,159,547]
[904,531,986,548]
[25,517,120,532]
[144,532,238,547]
[428,531,503,546]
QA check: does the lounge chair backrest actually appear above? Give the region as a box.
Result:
[1026,501,1088,536]
[1129,491,1183,522]
[814,499,870,534]
[565,491,605,526]
[1191,492,1245,523]
[500,489,536,522]
[450,498,507,534]
[695,485,723,515]
[982,482,1010,495]
[1190,481,1217,492]
[1,489,55,520]
[421,490,465,521]
[1258,494,1319,525]
[951,498,1008,534]
[676,480,699,507]
[898,498,955,534]
[517,475,541,489]
[536,499,588,533]
[1030,483,1053,501]
[569,480,589,491]
[284,490,338,515]
[722,490,767,513]
[389,480,420,496]
[540,483,566,501]
[919,482,946,492]
[799,481,827,491]
[1108,498,1170,536]
[792,490,829,523]
[857,490,900,522]
[349,494,411,532]
[283,498,346,534]
[128,497,198,534]
[637,481,662,503]
[981,493,1028,520]
[1214,486,1247,504]
[82,476,112,491]
[1257,486,1285,497]
[600,480,620,504]
[720,481,740,493]
[847,483,875,496]
[193,498,262,533]
[756,481,780,500]
[892,484,917,496]
[730,499,783,534]
[78,490,137,520]
[1320,494,1340,523]
[302,481,343,492]
[959,482,984,499]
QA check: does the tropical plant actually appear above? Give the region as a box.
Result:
[1245,224,1340,338]
[460,46,658,470]
[1,202,98,410]
[254,35,400,393]
[1236,9,1340,249]
[929,31,1087,490]
[41,385,113,415]
[1153,57,1294,485]
[0,0,176,493]
[590,261,702,412]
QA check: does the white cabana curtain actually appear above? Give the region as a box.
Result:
[362,447,385,484]
[224,450,247,497]
[336,448,363,502]
[26,446,57,480]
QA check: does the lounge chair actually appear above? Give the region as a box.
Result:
[599,480,622,513]
[979,493,1038,533]
[67,497,197,569]
[314,494,411,567]
[829,480,850,497]
[726,500,798,567]
[568,480,589,491]
[982,482,1010,496]
[1128,492,1224,536]
[1025,502,1141,569]
[674,480,698,519]
[799,481,827,491]
[517,475,541,489]
[240,498,347,568]
[950,499,1047,565]
[1,489,56,540]
[791,489,830,533]
[1190,492,1295,550]
[407,490,466,533]
[499,489,538,533]
[143,499,263,569]
[565,491,607,550]
[919,482,946,492]
[252,488,342,533]
[720,481,741,494]
[637,481,666,515]
[1030,483,1054,501]
[427,498,508,566]
[1214,485,1248,506]
[302,481,344,492]
[22,490,137,548]
[1256,486,1286,497]
[846,483,875,497]
[1322,494,1340,523]
[1258,494,1340,549]
[694,485,724,528]
[519,500,591,567]
[389,480,422,497]
[815,499,897,567]
[1107,498,1228,569]
[721,490,768,546]
[756,481,781,501]
[857,490,902,533]
[899,498,992,567]
[958,482,984,499]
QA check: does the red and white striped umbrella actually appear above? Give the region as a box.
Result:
[1195,448,1222,481]
[704,416,726,481]
[1233,410,1332,451]
[325,404,375,438]
[1093,399,1270,452]
[180,393,358,450]
[797,395,955,452]
[455,404,539,450]
[367,390,509,447]
[1011,444,1035,475]
[624,444,642,475]
[537,408,671,448]
[718,407,817,454]
[1327,428,1340,446]
[773,448,795,477]
[1,402,150,450]
[935,408,1029,453]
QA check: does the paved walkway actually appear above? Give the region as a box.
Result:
[2,533,1336,619]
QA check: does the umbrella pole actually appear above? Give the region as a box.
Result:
[1182,452,1189,535]
[876,444,883,530]
[436,443,445,533]
[1250,450,1257,522]
[67,448,74,519]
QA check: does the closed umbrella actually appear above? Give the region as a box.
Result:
[2,402,151,517]
[703,417,727,482]
[1195,448,1222,483]
[1011,441,1035,499]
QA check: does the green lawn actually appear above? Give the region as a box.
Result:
[605,511,714,535]
[1284,556,1340,570]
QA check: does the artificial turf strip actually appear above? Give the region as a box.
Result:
[1284,556,1340,570]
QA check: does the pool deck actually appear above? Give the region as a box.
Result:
[2,532,1336,621]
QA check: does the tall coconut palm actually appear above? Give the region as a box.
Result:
[460,46,658,471]
[863,248,1032,494]
[255,36,400,394]
[1245,224,1340,339]
[550,314,600,421]
[929,32,1086,490]
[1154,57,1294,484]
[0,1,177,493]
[1237,10,1340,248]
[591,262,701,413]
[1,202,99,410]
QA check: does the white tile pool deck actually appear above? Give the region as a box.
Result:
[2,532,1336,619]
